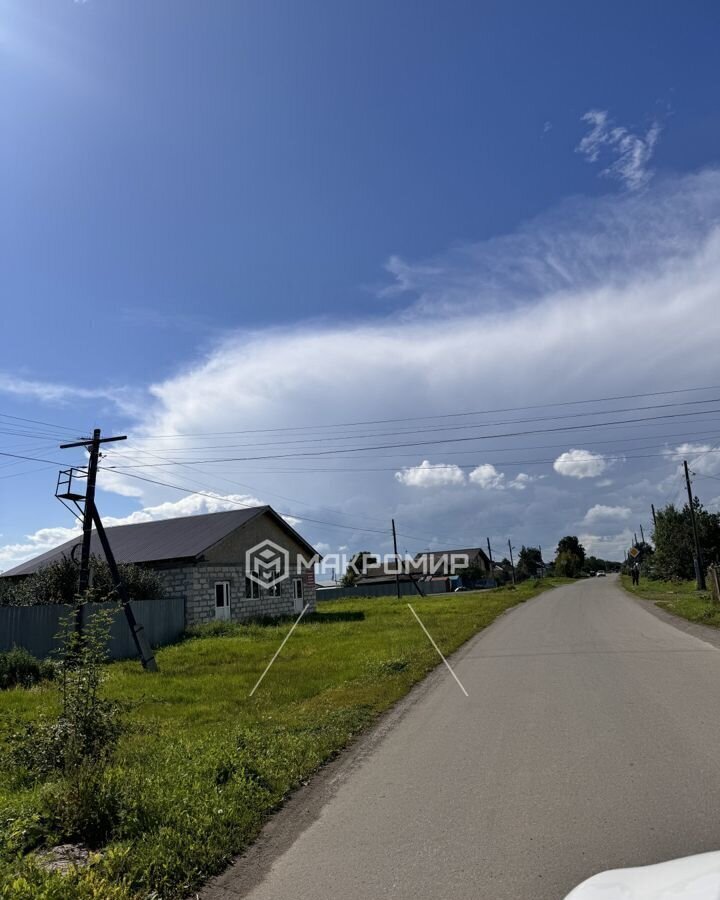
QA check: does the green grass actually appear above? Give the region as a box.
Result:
[0,580,560,899]
[622,574,720,627]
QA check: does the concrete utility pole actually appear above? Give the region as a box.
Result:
[684,460,707,591]
[391,518,401,600]
[508,539,516,585]
[486,537,494,569]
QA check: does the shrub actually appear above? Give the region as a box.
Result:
[0,647,55,690]
[3,610,126,846]
[0,556,162,607]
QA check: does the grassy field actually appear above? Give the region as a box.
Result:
[0,580,561,899]
[621,574,720,627]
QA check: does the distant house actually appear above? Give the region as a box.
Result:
[1,506,318,626]
[412,547,492,579]
[349,546,493,590]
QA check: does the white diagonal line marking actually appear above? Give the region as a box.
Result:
[249,603,310,696]
[407,603,469,697]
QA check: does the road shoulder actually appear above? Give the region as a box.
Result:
[623,583,720,651]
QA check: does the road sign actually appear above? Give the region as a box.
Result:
[628,546,640,559]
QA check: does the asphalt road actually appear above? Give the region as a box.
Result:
[205,576,720,900]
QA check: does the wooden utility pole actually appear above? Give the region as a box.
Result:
[651,504,657,529]
[59,429,157,670]
[684,460,706,591]
[60,429,126,634]
[391,518,401,600]
[639,524,645,545]
[508,539,516,585]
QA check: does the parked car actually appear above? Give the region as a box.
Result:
[564,851,720,898]
[596,571,606,577]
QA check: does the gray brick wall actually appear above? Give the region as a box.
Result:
[152,562,316,626]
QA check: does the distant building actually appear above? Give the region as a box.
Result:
[1,506,318,626]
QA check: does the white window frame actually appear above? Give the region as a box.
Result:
[293,577,303,600]
[245,574,260,600]
[214,581,230,614]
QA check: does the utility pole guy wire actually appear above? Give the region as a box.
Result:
[250,603,310,696]
[407,603,469,697]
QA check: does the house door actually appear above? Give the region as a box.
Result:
[293,577,304,614]
[214,581,231,620]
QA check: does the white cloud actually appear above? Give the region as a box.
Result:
[0,373,140,416]
[583,504,632,524]
[579,529,635,561]
[0,525,81,571]
[576,109,661,190]
[7,170,720,568]
[554,449,608,479]
[508,472,542,491]
[469,464,505,490]
[665,442,720,477]
[0,492,281,572]
[395,460,465,488]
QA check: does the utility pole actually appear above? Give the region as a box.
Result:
[60,429,127,634]
[391,518,401,600]
[508,539,516,585]
[59,429,157,670]
[639,524,645,546]
[651,504,657,529]
[684,460,706,591]
[634,532,638,548]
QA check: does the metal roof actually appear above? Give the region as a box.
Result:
[2,506,317,577]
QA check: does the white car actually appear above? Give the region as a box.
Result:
[565,852,720,899]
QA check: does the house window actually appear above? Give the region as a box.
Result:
[214,582,230,620]
[245,575,260,599]
[293,578,303,600]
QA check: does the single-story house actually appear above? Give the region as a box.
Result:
[413,547,492,579]
[349,546,493,590]
[1,506,318,625]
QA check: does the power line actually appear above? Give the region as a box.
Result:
[105,408,720,468]
[96,467,464,546]
[135,384,720,437]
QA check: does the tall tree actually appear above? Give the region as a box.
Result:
[556,536,586,564]
[653,500,720,580]
[516,546,543,581]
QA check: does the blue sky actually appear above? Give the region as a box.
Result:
[3,0,720,571]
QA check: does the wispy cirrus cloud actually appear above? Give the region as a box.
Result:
[0,373,139,415]
[576,109,661,190]
[9,169,720,567]
[382,169,719,316]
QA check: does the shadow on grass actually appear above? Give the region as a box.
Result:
[307,610,365,624]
